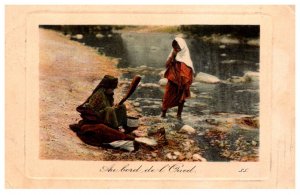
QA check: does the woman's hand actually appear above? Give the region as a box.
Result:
[171,49,177,57]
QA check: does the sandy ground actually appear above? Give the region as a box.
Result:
[39,28,123,160]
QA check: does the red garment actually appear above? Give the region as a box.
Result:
[77,124,134,146]
[162,61,193,110]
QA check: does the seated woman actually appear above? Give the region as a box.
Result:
[70,75,132,133]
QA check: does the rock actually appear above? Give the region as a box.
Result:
[135,137,157,146]
[220,53,227,57]
[173,151,182,156]
[65,34,71,39]
[219,45,226,49]
[195,72,220,84]
[221,60,238,64]
[133,102,140,107]
[159,78,168,86]
[185,152,193,159]
[95,33,104,38]
[244,71,259,81]
[159,70,165,78]
[108,140,135,152]
[73,34,83,40]
[222,150,231,158]
[135,108,142,112]
[151,152,157,158]
[179,125,196,134]
[190,91,197,98]
[227,71,259,83]
[178,154,185,161]
[219,36,240,44]
[132,130,148,137]
[205,119,219,125]
[219,141,225,148]
[189,140,195,144]
[166,153,173,160]
[247,39,260,46]
[140,83,160,88]
[192,154,202,161]
[182,141,192,151]
[252,140,257,146]
[227,76,250,83]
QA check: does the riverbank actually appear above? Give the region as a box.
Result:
[39,28,122,160]
[39,28,204,161]
[39,28,259,162]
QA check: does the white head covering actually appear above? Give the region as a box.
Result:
[168,37,195,73]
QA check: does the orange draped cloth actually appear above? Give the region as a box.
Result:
[162,61,193,111]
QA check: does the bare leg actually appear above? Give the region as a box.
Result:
[161,109,167,118]
[177,102,184,120]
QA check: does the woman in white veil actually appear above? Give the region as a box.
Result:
[161,37,194,119]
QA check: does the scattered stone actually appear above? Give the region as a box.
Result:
[159,70,165,77]
[132,130,148,137]
[182,141,192,151]
[247,39,260,46]
[219,141,225,148]
[221,59,238,64]
[95,33,104,38]
[174,151,182,156]
[159,78,168,86]
[192,154,202,161]
[244,71,259,81]
[222,150,231,158]
[190,91,197,98]
[251,140,257,146]
[166,153,173,160]
[151,152,158,158]
[195,72,220,84]
[140,83,160,88]
[133,102,140,107]
[179,125,196,134]
[205,119,220,125]
[65,34,71,39]
[178,154,185,161]
[227,76,250,83]
[73,34,83,40]
[135,108,142,112]
[185,152,193,159]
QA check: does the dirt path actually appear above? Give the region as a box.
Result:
[39,29,122,160]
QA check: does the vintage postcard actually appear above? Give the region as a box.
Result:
[5,5,295,188]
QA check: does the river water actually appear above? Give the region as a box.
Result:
[74,30,259,161]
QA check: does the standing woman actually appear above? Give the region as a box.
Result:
[161,37,195,119]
